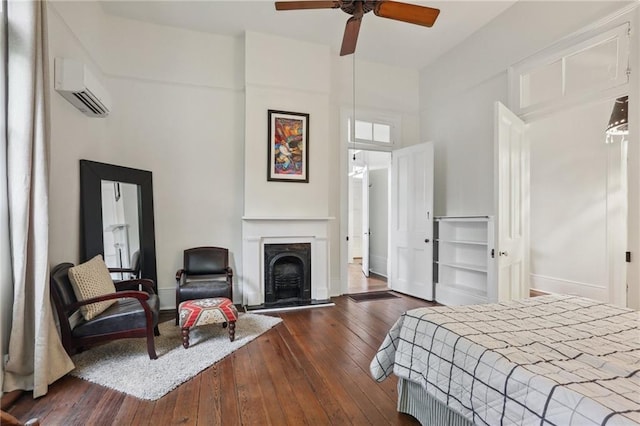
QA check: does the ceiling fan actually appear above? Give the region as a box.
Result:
[274,0,440,56]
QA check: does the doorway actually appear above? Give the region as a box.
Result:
[507,20,631,306]
[347,149,391,293]
[527,96,628,304]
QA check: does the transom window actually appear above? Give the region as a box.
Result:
[347,110,400,148]
[353,120,391,143]
[509,22,630,118]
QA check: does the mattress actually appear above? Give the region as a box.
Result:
[370,295,640,425]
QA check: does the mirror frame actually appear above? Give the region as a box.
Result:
[80,159,158,290]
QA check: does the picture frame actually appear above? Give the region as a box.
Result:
[267,109,309,183]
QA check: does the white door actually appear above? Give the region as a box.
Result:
[495,102,529,301]
[606,137,628,306]
[361,165,370,277]
[389,142,434,300]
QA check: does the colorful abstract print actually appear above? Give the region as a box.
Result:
[273,117,304,176]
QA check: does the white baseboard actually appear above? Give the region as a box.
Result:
[369,254,388,276]
[330,278,344,297]
[157,287,175,310]
[369,269,388,279]
[245,302,335,314]
[529,273,606,301]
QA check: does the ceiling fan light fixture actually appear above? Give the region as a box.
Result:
[606,96,629,136]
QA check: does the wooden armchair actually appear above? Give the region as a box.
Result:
[175,247,233,324]
[0,411,39,426]
[50,262,160,360]
[108,250,141,281]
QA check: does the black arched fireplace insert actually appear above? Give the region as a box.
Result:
[264,243,311,307]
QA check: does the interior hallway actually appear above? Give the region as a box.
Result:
[348,259,388,294]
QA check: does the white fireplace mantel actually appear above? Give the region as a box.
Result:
[242,216,334,222]
[241,217,333,307]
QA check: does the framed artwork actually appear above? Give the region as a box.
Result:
[267,110,309,183]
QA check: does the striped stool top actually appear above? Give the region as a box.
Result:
[178,297,238,329]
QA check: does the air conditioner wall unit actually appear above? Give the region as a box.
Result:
[54,58,111,117]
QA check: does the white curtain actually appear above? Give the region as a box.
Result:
[2,0,74,398]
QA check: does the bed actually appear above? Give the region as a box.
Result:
[370,295,640,425]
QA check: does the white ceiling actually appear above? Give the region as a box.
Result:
[99,0,518,70]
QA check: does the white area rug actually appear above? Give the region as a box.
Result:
[69,313,282,400]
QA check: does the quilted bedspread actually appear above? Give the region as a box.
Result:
[370,295,640,425]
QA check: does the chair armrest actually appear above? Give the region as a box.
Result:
[1,410,40,426]
[176,269,185,285]
[108,267,136,274]
[114,278,156,294]
[67,290,149,311]
[225,267,233,301]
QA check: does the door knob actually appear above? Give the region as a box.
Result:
[425,239,430,243]
[499,251,509,256]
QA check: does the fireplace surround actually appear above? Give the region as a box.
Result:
[242,217,331,308]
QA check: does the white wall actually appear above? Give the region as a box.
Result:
[422,76,505,215]
[45,1,640,309]
[419,1,639,308]
[0,101,9,395]
[529,99,619,301]
[331,57,420,145]
[420,1,630,216]
[244,32,330,218]
[47,2,245,307]
[627,6,640,309]
[45,3,421,306]
[331,57,421,293]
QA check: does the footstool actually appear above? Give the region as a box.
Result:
[178,297,238,349]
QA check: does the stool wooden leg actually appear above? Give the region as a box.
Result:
[181,327,190,349]
[228,321,236,342]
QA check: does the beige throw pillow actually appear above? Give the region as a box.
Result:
[68,255,117,321]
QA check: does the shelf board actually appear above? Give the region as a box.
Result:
[436,281,488,297]
[435,216,490,223]
[435,239,487,246]
[435,261,487,273]
[435,283,490,306]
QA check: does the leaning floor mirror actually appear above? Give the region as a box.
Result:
[80,159,158,291]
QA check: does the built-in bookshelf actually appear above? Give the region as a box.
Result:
[434,216,495,305]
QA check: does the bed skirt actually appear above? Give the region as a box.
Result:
[397,378,474,426]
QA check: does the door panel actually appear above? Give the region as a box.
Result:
[495,102,529,301]
[390,142,434,300]
[362,165,370,277]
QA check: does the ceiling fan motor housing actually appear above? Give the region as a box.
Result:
[274,0,439,56]
[340,0,378,16]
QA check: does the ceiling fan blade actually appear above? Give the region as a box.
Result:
[374,1,440,27]
[340,16,362,56]
[275,1,340,11]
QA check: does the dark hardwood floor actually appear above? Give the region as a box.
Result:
[6,293,436,425]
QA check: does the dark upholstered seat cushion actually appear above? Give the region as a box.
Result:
[72,294,160,338]
[184,273,227,283]
[179,279,231,301]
